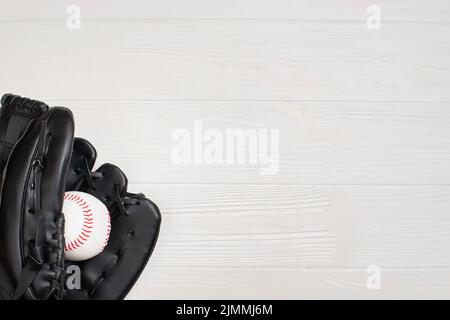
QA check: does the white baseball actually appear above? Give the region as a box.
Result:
[63,191,111,261]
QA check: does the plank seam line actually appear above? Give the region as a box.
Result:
[128,183,450,186]
[1,18,450,24]
[42,99,450,104]
[149,265,450,271]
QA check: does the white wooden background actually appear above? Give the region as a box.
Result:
[1,0,450,299]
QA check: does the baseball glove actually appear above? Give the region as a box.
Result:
[0,94,161,300]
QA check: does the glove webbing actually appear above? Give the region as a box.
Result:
[77,160,143,218]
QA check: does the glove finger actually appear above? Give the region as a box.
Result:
[0,107,74,300]
[66,138,97,191]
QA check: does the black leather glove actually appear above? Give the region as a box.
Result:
[0,94,161,300]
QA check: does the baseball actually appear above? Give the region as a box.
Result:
[63,191,111,261]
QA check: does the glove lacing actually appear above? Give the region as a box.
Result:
[77,159,143,218]
[71,161,144,296]
[14,121,63,300]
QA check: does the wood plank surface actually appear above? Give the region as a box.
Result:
[0,21,449,101]
[1,0,449,299]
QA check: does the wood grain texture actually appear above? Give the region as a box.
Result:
[127,267,450,299]
[126,184,450,299]
[133,184,450,268]
[0,0,449,299]
[58,101,450,185]
[1,0,449,21]
[0,21,449,101]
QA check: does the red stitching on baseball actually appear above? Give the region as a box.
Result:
[64,193,95,254]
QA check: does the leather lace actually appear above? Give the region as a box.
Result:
[78,160,143,218]
[14,121,56,299]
